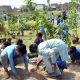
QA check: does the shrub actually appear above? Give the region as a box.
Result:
[25,20,36,30]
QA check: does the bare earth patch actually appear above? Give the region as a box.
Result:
[0,64,80,80]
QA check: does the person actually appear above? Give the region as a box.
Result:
[51,13,54,24]
[34,32,43,45]
[38,19,47,40]
[29,44,67,72]
[69,46,80,63]
[57,15,62,25]
[62,11,67,19]
[37,39,69,77]
[0,41,11,53]
[18,15,24,36]
[0,41,11,65]
[0,44,29,80]
[16,39,23,45]
[58,17,69,39]
[3,11,7,21]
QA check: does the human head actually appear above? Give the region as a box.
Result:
[58,15,61,18]
[29,44,38,53]
[70,46,76,54]
[2,41,11,49]
[36,32,42,41]
[16,39,23,45]
[16,44,27,56]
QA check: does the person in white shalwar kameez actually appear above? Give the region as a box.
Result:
[38,39,69,76]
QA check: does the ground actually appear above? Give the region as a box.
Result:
[0,31,80,80]
[0,63,80,80]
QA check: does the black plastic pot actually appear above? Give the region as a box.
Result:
[72,37,79,44]
[3,38,6,42]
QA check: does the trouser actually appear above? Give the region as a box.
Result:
[41,44,68,76]
[42,54,61,76]
[0,54,24,69]
[41,30,47,40]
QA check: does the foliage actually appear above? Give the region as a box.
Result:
[8,14,19,31]
[67,8,77,29]
[36,12,57,38]
[24,0,35,12]
[0,14,5,32]
[67,0,79,37]
[25,20,36,30]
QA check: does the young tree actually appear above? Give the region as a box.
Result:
[0,14,5,36]
[8,14,18,35]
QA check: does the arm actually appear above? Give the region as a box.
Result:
[23,54,28,70]
[36,60,43,69]
[8,51,17,77]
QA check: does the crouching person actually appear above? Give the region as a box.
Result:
[0,44,29,80]
[38,39,69,78]
[69,46,80,64]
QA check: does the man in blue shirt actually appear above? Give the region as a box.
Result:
[69,46,80,63]
[34,32,43,45]
[57,15,62,25]
[38,19,47,40]
[0,44,28,80]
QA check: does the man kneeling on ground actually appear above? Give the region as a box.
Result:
[31,39,69,78]
[69,46,80,64]
[0,44,29,80]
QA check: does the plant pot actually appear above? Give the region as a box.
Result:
[76,37,79,42]
[0,39,2,43]
[7,38,12,43]
[72,39,76,44]
[72,37,79,44]
[3,38,6,42]
[17,32,20,36]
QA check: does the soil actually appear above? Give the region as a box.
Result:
[0,63,80,80]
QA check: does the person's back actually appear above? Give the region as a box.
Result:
[0,44,28,79]
[1,44,17,58]
[38,39,69,61]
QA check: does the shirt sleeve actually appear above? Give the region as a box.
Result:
[23,54,28,67]
[8,50,17,77]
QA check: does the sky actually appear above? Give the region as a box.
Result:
[0,0,71,9]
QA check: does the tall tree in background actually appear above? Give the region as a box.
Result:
[24,0,35,12]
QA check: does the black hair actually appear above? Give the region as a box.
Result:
[63,16,67,20]
[37,32,42,38]
[3,41,11,47]
[29,44,38,53]
[70,46,76,53]
[58,15,61,18]
[17,44,27,55]
[16,39,23,45]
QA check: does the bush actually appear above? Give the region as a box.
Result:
[25,20,36,30]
